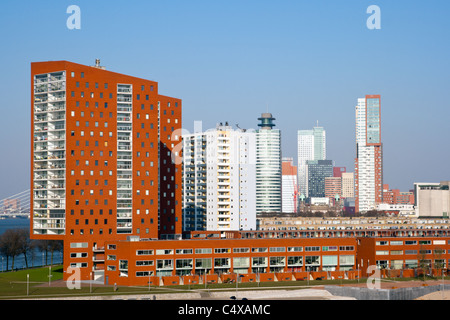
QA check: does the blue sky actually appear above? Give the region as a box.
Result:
[0,0,449,199]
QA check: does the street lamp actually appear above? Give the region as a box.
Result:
[48,266,52,286]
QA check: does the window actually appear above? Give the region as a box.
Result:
[136,250,153,255]
[339,255,355,266]
[252,247,268,253]
[70,252,87,258]
[269,257,285,266]
[233,257,249,268]
[270,247,285,252]
[214,258,230,267]
[70,242,88,248]
[175,249,193,255]
[156,259,173,269]
[233,248,250,253]
[156,249,173,255]
[252,257,267,267]
[214,248,230,254]
[195,258,212,269]
[195,248,212,254]
[176,259,193,269]
[322,255,338,266]
[287,256,303,266]
[305,256,320,265]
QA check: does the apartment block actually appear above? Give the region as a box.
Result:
[103,235,357,286]
[31,60,182,281]
[325,176,342,203]
[357,236,450,277]
[182,123,256,231]
[341,172,354,198]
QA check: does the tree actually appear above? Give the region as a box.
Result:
[0,229,22,270]
[48,240,63,265]
[17,229,32,269]
[35,240,50,266]
[417,245,430,280]
[433,247,445,276]
[0,232,11,271]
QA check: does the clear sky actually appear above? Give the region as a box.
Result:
[0,0,449,199]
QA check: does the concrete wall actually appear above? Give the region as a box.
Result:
[325,284,450,300]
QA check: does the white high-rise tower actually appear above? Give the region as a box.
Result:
[182,123,256,231]
[355,95,383,213]
[256,113,282,214]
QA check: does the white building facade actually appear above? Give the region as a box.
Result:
[182,124,257,231]
[355,95,383,213]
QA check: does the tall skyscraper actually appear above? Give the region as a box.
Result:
[306,160,333,198]
[182,123,256,231]
[31,60,182,281]
[355,95,383,213]
[282,157,297,213]
[297,126,326,198]
[256,113,282,213]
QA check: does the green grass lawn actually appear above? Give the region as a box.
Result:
[0,265,64,298]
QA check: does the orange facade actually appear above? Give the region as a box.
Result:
[102,236,357,286]
[357,236,450,277]
[31,61,182,280]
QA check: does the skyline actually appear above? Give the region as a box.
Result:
[1,0,450,199]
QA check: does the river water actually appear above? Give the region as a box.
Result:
[0,217,63,271]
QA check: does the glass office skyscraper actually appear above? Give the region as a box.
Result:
[256,113,282,213]
[297,126,326,198]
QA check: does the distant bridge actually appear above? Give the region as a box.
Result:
[0,189,30,217]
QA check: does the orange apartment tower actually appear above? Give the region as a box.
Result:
[31,60,182,281]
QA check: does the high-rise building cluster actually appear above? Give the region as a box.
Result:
[31,60,446,287]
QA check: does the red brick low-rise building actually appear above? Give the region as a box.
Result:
[357,236,450,278]
[101,235,358,286]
